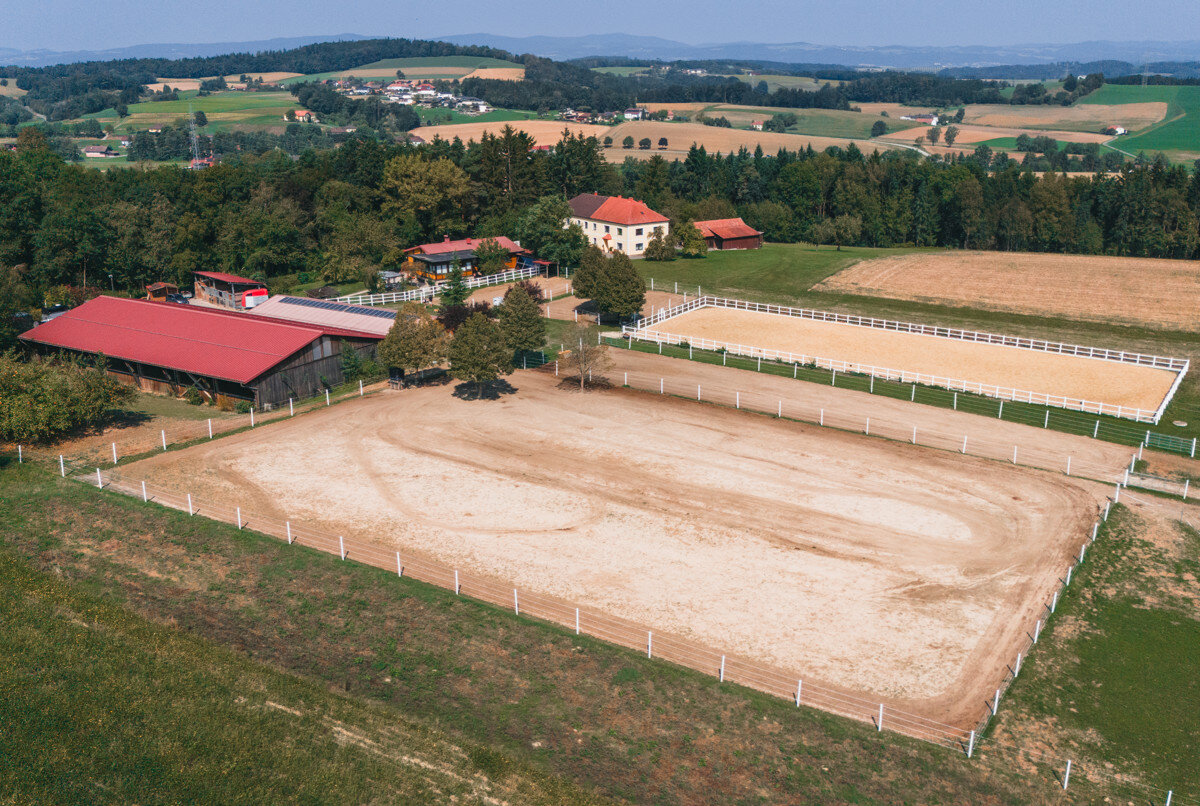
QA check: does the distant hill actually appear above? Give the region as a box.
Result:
[0,34,370,68]
[435,33,1200,71]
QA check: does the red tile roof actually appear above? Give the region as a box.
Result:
[568,193,668,226]
[408,236,525,256]
[693,218,763,240]
[19,296,336,385]
[193,270,267,286]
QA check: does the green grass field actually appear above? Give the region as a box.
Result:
[0,461,1140,804]
[417,108,540,127]
[1081,85,1200,155]
[590,65,653,76]
[994,506,1200,799]
[82,90,301,133]
[674,104,890,139]
[278,55,523,85]
[730,74,829,92]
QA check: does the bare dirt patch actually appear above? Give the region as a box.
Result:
[146,78,202,92]
[817,250,1200,332]
[465,67,525,81]
[650,306,1176,412]
[127,370,1102,724]
[410,120,609,147]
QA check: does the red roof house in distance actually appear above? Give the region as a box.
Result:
[401,235,530,282]
[19,296,382,408]
[692,218,764,250]
[567,193,670,258]
[193,270,269,310]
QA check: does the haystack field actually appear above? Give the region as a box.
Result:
[818,251,1200,332]
[126,369,1101,723]
[649,305,1177,411]
[410,120,608,146]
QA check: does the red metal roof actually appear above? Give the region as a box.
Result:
[18,296,331,385]
[407,236,525,256]
[568,193,668,226]
[193,270,266,286]
[693,218,763,240]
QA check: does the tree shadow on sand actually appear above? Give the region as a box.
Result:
[451,379,518,401]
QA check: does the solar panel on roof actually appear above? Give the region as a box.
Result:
[279,296,396,320]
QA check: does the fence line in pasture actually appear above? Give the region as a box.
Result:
[335,266,541,307]
[623,296,1188,424]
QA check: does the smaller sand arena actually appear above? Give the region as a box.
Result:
[648,306,1177,413]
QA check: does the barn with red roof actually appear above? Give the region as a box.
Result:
[567,193,670,259]
[19,296,383,408]
[692,218,764,251]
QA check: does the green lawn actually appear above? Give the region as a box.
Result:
[730,74,827,92]
[0,485,592,804]
[0,462,1125,804]
[590,65,653,76]
[994,507,1200,799]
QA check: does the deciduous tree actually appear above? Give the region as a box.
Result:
[498,284,545,353]
[472,237,510,276]
[448,311,513,398]
[563,323,610,390]
[376,302,450,385]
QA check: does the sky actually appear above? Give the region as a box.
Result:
[8,0,1200,52]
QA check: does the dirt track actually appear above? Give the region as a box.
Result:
[650,306,1177,412]
[817,250,1200,332]
[128,362,1109,725]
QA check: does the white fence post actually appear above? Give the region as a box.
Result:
[1185,479,1190,500]
[236,507,242,529]
[778,400,782,418]
[112,442,118,465]
[161,430,167,451]
[877,704,884,731]
[1014,652,1022,677]
[992,688,1000,715]
[820,409,824,426]
[187,493,193,516]
[250,408,254,428]
[719,655,725,682]
[59,455,65,477]
[1066,456,1072,476]
[1093,420,1100,438]
[454,570,460,594]
[208,419,213,439]
[1034,619,1041,642]
[1013,445,1018,464]
[647,631,653,658]
[998,400,1004,419]
[911,384,915,401]
[359,380,364,396]
[953,392,957,410]
[1051,591,1058,613]
[967,730,975,758]
[660,378,664,394]
[513,588,519,615]
[17,445,21,463]
[95,468,102,489]
[961,435,967,454]
[339,536,345,560]
[697,385,701,400]
[325,389,331,406]
[289,398,294,416]
[1062,760,1071,790]
[865,418,870,436]
[1066,565,1072,586]
[1044,410,1050,428]
[831,370,836,386]
[575,608,580,635]
[624,372,628,386]
[795,680,802,706]
[141,481,147,502]
[912,426,917,444]
[286,521,292,544]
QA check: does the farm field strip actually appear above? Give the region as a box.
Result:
[817,251,1200,333]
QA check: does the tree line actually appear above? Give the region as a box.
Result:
[3,124,1199,350]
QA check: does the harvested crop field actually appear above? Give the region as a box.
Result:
[883,124,1111,145]
[606,121,901,157]
[649,305,1177,412]
[818,251,1200,332]
[221,71,304,82]
[410,120,609,146]
[961,102,1167,132]
[465,67,525,81]
[126,370,1101,723]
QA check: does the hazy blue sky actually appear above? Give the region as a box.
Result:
[9,0,1200,51]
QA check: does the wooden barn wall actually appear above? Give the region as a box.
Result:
[251,337,378,407]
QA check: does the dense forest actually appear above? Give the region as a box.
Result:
[3,125,1198,350]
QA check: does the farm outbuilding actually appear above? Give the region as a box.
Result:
[692,218,763,250]
[19,296,382,408]
[193,270,269,309]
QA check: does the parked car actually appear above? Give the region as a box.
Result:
[165,293,190,304]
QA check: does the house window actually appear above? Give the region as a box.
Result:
[636,228,643,235]
[617,243,623,251]
[636,243,643,251]
[618,228,623,235]
[604,225,610,233]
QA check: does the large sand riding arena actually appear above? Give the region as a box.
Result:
[127,371,1100,722]
[818,251,1200,332]
[647,305,1177,412]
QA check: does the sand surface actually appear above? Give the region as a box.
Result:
[650,306,1176,412]
[411,120,609,147]
[818,251,1200,332]
[128,370,1102,723]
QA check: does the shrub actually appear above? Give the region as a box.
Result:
[235,401,252,414]
[183,386,204,406]
[0,353,134,443]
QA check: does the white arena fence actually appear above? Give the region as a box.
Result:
[623,296,1189,424]
[335,266,541,307]
[14,450,1189,803]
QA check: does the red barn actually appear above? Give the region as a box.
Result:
[692,218,764,250]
